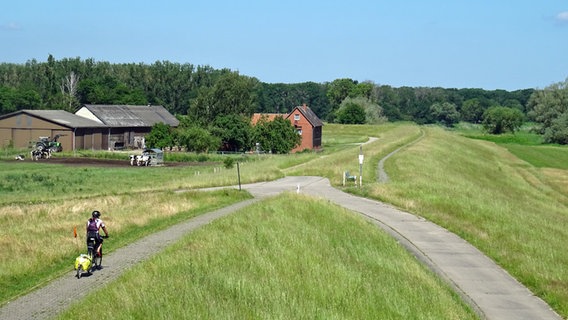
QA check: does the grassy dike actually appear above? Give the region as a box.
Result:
[57,194,477,319]
[364,126,568,317]
[286,123,568,317]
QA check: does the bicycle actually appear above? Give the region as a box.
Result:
[75,233,108,278]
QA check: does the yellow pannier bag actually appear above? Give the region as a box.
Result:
[74,254,92,271]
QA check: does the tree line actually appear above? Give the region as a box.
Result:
[1,55,567,145]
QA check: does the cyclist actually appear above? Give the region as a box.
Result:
[86,210,109,267]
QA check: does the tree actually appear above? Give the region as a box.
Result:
[177,126,220,153]
[543,112,568,144]
[461,98,485,123]
[527,79,568,144]
[252,116,301,154]
[373,85,402,121]
[189,71,259,124]
[60,71,81,112]
[482,106,524,134]
[430,102,460,127]
[145,122,175,149]
[257,82,330,120]
[327,78,357,107]
[211,114,252,152]
[349,81,374,99]
[335,97,385,124]
[335,100,366,124]
[326,78,357,121]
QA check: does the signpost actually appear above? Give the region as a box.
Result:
[358,145,364,187]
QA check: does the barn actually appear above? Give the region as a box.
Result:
[75,104,179,150]
[0,109,108,151]
[0,105,179,151]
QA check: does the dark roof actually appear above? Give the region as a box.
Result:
[81,105,179,127]
[289,105,324,127]
[0,109,108,128]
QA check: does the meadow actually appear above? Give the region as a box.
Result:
[58,194,476,319]
[1,122,567,318]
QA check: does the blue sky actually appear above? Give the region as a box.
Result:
[1,1,567,90]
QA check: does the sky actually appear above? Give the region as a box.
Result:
[1,1,567,91]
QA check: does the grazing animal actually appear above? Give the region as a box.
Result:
[137,154,150,166]
[30,148,52,161]
[15,154,25,161]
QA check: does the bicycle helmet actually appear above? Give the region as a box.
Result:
[92,210,101,218]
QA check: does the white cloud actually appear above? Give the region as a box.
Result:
[556,11,568,22]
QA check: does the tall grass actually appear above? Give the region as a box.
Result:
[58,194,476,320]
[0,189,251,304]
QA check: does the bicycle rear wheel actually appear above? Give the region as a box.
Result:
[87,248,95,273]
[93,247,103,270]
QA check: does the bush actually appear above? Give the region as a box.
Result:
[223,157,235,169]
[482,106,524,134]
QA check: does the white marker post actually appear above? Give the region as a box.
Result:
[358,145,364,188]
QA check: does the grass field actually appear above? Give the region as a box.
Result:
[1,122,567,318]
[0,189,252,304]
[369,125,568,317]
[57,194,476,319]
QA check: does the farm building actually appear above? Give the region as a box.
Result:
[75,104,179,150]
[0,105,179,151]
[252,104,323,153]
[288,104,323,152]
[0,109,108,151]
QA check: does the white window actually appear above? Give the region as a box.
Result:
[297,129,302,135]
[294,114,300,121]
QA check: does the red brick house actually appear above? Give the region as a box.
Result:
[252,104,323,153]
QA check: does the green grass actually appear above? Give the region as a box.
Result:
[502,144,568,169]
[454,122,568,169]
[286,123,422,184]
[455,122,543,144]
[2,122,568,318]
[370,127,568,317]
[0,189,251,304]
[58,194,477,320]
[0,157,280,205]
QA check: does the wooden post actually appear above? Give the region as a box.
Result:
[237,162,241,191]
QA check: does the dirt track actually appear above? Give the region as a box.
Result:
[25,157,210,167]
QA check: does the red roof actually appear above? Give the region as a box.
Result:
[251,113,284,125]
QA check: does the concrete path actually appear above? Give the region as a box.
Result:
[244,176,562,320]
[0,176,562,320]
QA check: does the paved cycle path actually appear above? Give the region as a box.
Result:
[244,176,562,320]
[0,176,562,320]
